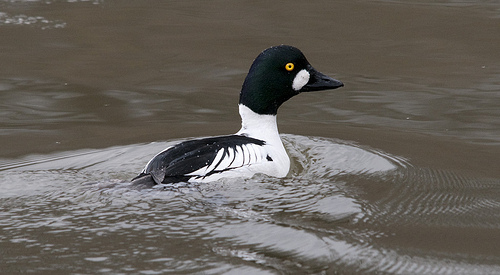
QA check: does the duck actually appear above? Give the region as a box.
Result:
[131,45,343,185]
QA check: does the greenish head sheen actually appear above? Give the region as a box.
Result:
[239,45,311,115]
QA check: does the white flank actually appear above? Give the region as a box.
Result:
[292,69,310,91]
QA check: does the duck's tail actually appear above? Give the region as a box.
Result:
[130,173,157,188]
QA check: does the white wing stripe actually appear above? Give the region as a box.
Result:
[207,149,226,174]
[186,143,267,177]
[242,145,251,166]
[214,149,234,172]
[226,147,235,167]
[232,146,244,167]
[246,144,256,164]
[186,149,224,176]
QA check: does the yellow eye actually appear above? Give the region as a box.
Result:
[285,63,294,71]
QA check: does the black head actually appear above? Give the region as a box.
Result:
[239,45,343,115]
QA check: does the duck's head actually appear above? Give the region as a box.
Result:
[239,45,344,115]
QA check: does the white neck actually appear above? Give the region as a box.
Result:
[236,104,281,144]
[235,104,290,178]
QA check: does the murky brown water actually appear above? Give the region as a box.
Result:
[1,0,500,274]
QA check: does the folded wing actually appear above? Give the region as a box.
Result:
[138,135,268,184]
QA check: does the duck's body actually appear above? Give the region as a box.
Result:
[132,45,343,185]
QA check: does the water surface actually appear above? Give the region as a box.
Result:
[1,0,500,274]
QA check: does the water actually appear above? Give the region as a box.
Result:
[1,0,500,274]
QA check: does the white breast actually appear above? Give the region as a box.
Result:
[186,105,290,183]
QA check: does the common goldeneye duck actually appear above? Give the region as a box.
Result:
[132,45,343,185]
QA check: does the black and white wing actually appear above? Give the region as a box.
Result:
[132,135,271,184]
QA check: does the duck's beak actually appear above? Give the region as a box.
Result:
[303,65,344,92]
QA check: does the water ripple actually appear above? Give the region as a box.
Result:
[1,135,499,273]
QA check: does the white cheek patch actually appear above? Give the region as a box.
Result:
[292,69,310,91]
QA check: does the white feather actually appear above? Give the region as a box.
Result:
[206,149,225,173]
[242,144,251,165]
[232,145,245,168]
[214,149,235,171]
[236,105,290,177]
[226,146,235,166]
[292,69,310,91]
[186,105,290,182]
[186,149,224,176]
[245,143,258,163]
